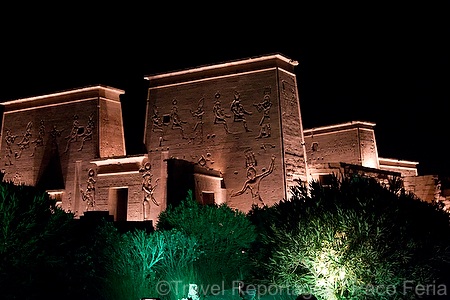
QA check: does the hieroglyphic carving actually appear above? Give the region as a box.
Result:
[4,129,17,165]
[230,91,252,132]
[312,142,319,152]
[12,172,22,185]
[231,155,275,206]
[78,114,94,151]
[190,97,205,142]
[64,115,81,153]
[254,87,272,139]
[244,148,257,168]
[197,152,212,167]
[198,155,207,166]
[151,105,163,132]
[80,169,96,210]
[213,92,232,134]
[30,120,45,157]
[140,161,159,220]
[282,79,297,105]
[261,143,276,151]
[170,99,187,139]
[15,121,32,158]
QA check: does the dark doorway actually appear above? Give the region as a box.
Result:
[166,159,195,208]
[319,174,333,186]
[108,187,128,221]
[202,192,215,205]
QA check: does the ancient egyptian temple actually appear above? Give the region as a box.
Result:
[3,54,440,225]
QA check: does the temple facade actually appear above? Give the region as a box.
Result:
[1,54,444,225]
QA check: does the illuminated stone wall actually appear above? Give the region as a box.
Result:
[403,175,441,203]
[99,96,126,158]
[0,86,127,217]
[144,55,307,212]
[379,158,418,177]
[277,69,308,191]
[304,121,380,178]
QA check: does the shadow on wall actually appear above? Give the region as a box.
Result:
[36,136,65,190]
[120,82,148,155]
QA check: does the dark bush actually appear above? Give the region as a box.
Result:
[0,182,75,299]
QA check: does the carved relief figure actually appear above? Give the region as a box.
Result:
[15,121,33,158]
[80,169,96,210]
[190,97,205,141]
[140,162,160,220]
[64,115,81,153]
[256,124,270,139]
[231,155,275,206]
[31,120,45,157]
[230,91,252,132]
[170,99,187,139]
[254,90,272,139]
[151,105,167,147]
[151,105,163,132]
[63,114,95,153]
[50,125,63,152]
[78,114,94,151]
[213,92,232,134]
[4,129,17,165]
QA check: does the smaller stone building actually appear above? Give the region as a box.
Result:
[303,121,418,181]
[303,120,449,210]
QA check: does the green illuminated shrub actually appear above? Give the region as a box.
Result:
[158,190,257,288]
[101,226,165,300]
[154,230,201,300]
[256,176,450,300]
[99,223,200,300]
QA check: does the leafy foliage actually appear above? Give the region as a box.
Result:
[100,223,164,300]
[158,190,257,288]
[98,221,200,300]
[253,176,450,300]
[154,230,201,300]
[0,181,74,299]
[3,175,449,300]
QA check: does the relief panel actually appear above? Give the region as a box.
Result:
[146,69,285,211]
[190,97,205,143]
[63,114,96,153]
[253,87,272,139]
[30,120,45,157]
[230,155,275,206]
[213,92,232,134]
[140,161,160,221]
[16,121,33,158]
[80,168,96,211]
[230,91,252,133]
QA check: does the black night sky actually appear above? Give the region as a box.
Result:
[2,6,448,177]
